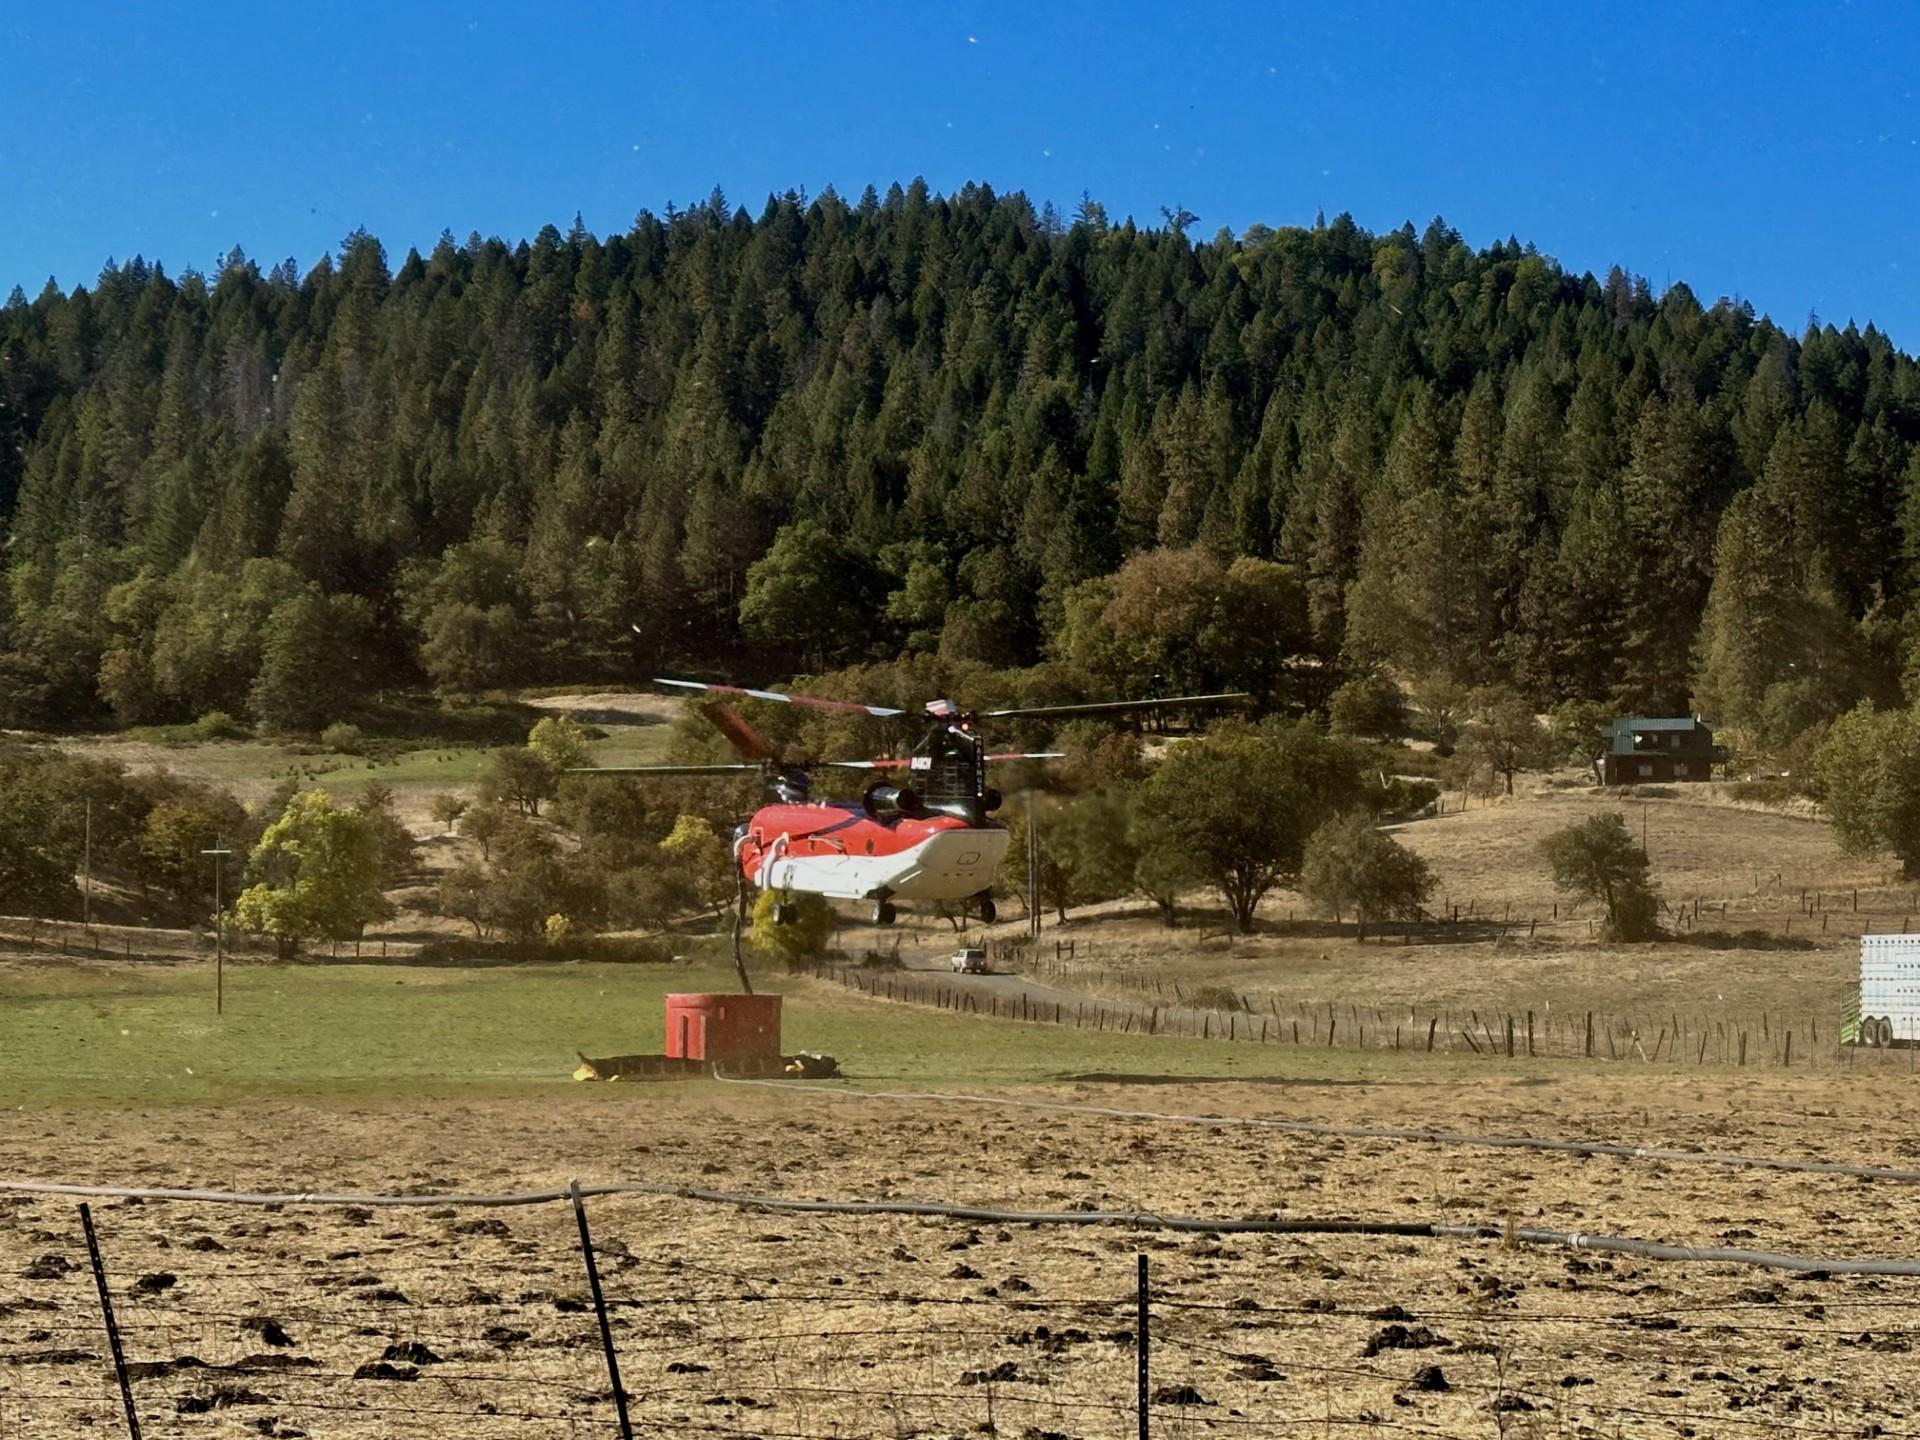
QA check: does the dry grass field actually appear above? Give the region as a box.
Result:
[47,688,682,836]
[897,781,1903,1029]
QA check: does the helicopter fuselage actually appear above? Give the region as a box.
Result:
[739,802,1010,903]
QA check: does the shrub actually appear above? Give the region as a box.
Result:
[527,714,592,771]
[1689,927,1817,952]
[194,710,247,741]
[1367,742,1448,778]
[1329,674,1406,739]
[1724,780,1793,805]
[747,889,836,960]
[321,722,367,754]
[1372,776,1441,817]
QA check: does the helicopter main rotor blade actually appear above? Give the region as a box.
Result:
[983,691,1252,720]
[820,751,1064,771]
[565,764,764,777]
[656,677,906,718]
[702,702,778,762]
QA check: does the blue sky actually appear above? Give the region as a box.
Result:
[4,1,1917,344]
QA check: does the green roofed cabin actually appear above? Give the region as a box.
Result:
[1596,717,1728,785]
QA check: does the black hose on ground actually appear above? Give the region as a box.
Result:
[4,1175,1919,1274]
[715,1076,1920,1186]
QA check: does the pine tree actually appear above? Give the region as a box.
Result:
[2,192,1918,726]
[249,587,368,732]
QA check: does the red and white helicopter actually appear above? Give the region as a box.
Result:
[584,679,1248,926]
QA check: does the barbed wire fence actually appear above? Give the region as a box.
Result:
[12,1175,1920,1438]
[807,957,1897,1071]
[0,915,425,965]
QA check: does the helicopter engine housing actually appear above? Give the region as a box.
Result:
[861,782,924,821]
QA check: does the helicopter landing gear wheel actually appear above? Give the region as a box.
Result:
[871,900,897,926]
[976,895,997,925]
[773,900,797,927]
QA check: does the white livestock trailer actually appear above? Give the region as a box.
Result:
[1853,934,1920,1047]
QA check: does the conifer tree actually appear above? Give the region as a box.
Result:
[0,194,1915,737]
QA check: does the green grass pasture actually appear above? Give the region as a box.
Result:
[0,955,1373,1105]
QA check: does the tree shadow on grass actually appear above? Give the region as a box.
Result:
[350,693,545,745]
[1254,917,1518,948]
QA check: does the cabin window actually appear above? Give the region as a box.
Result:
[1638,762,1653,777]
[1674,762,1688,776]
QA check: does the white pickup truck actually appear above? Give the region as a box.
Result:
[950,947,988,974]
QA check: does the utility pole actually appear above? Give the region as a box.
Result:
[1027,790,1041,942]
[201,846,233,1016]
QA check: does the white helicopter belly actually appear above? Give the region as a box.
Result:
[759,828,1011,902]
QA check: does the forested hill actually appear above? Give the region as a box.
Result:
[2,181,1917,744]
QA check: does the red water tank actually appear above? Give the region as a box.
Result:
[663,993,783,1066]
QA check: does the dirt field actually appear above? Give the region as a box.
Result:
[10,1071,1920,1438]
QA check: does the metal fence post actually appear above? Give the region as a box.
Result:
[79,1203,142,1440]
[570,1180,634,1440]
[1137,1252,1150,1440]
